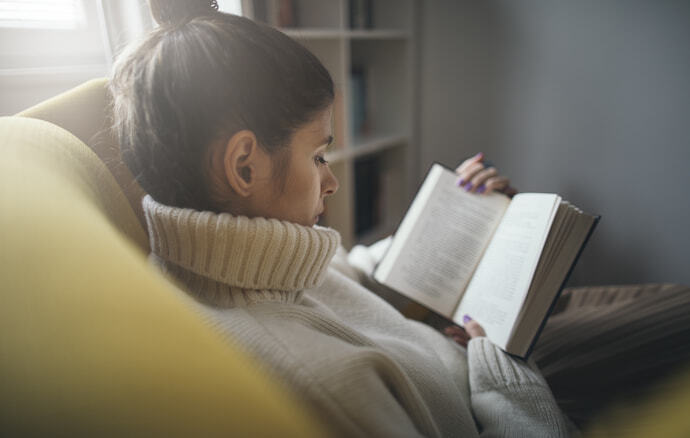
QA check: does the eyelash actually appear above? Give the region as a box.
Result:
[315,155,329,166]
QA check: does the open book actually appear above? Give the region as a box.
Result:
[374,163,599,358]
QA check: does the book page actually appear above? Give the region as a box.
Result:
[374,164,509,317]
[507,209,596,356]
[453,193,560,348]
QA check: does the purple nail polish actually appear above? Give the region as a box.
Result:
[456,178,465,187]
[477,184,486,194]
[463,314,472,324]
[464,182,472,192]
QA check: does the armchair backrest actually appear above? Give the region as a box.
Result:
[18,78,149,252]
[0,86,327,436]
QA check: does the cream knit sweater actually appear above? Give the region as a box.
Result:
[143,195,572,437]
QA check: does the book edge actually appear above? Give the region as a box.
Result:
[516,214,601,359]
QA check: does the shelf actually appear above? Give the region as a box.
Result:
[352,134,407,156]
[326,134,407,163]
[347,30,409,40]
[280,28,343,39]
[271,0,416,250]
[281,28,410,40]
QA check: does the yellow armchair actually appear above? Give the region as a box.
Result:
[0,82,327,436]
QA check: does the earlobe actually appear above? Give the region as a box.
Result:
[223,130,257,198]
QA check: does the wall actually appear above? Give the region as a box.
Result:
[418,0,690,286]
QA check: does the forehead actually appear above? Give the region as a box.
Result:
[306,106,332,132]
[290,107,333,146]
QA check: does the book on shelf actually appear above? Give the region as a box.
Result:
[354,154,381,235]
[373,163,599,358]
[349,0,373,29]
[246,0,297,28]
[350,66,370,141]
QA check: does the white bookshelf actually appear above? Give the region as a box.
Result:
[247,0,417,248]
[282,29,410,40]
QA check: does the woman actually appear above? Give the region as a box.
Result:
[110,1,582,436]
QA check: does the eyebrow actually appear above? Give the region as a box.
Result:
[315,135,334,149]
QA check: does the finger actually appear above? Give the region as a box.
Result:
[456,162,485,191]
[483,176,510,193]
[462,315,486,338]
[444,325,467,337]
[455,152,484,174]
[465,321,486,338]
[502,185,519,198]
[469,167,498,193]
[445,326,470,347]
[451,331,469,341]
[452,336,469,348]
[444,325,460,335]
[486,177,518,197]
[455,152,484,175]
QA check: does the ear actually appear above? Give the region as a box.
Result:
[222,130,265,197]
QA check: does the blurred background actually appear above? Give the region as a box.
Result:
[1,0,688,286]
[419,0,690,287]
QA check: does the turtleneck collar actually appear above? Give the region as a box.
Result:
[142,195,340,308]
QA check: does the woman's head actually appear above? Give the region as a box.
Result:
[111,0,338,225]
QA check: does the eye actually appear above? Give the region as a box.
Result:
[314,154,329,166]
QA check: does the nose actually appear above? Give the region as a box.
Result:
[322,165,339,196]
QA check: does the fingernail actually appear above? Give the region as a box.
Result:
[456,178,465,187]
[474,152,483,159]
[464,182,472,192]
[477,184,486,194]
[463,314,472,324]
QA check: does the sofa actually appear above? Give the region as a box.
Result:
[0,79,326,436]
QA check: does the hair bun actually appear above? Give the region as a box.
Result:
[149,0,218,26]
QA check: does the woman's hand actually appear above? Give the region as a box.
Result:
[443,315,486,348]
[455,152,517,197]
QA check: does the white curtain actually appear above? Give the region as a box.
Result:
[97,0,153,69]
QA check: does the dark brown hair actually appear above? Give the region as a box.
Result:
[111,0,334,211]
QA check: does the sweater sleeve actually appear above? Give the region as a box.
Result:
[329,245,363,282]
[467,338,573,438]
[346,237,392,278]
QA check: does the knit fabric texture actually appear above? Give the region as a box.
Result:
[143,195,572,437]
[143,195,340,307]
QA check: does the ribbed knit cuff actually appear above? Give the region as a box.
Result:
[467,337,547,393]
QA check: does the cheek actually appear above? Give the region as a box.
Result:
[283,163,321,209]
[302,167,322,203]
[295,159,320,193]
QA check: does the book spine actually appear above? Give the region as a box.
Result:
[354,154,381,236]
[349,0,373,29]
[277,0,296,27]
[350,67,369,141]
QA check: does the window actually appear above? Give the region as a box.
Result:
[0,0,106,115]
[217,0,243,16]
[0,0,86,30]
[0,1,105,70]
